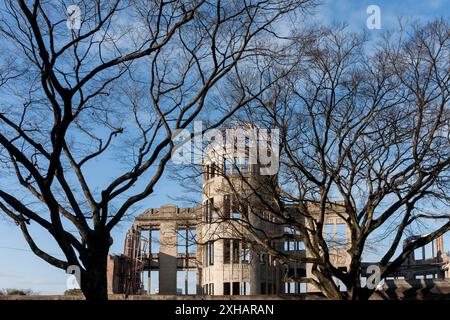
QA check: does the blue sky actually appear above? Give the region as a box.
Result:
[0,0,449,294]
[312,0,449,30]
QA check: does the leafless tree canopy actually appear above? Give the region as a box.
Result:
[0,0,314,300]
[184,20,449,299]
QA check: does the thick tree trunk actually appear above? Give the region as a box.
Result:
[80,234,111,301]
[81,258,108,301]
[348,284,373,300]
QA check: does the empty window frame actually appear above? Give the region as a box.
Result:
[149,229,160,254]
[324,223,347,248]
[231,196,248,220]
[233,156,240,174]
[176,271,187,295]
[232,196,240,220]
[209,198,216,222]
[241,282,249,295]
[242,242,250,263]
[242,157,249,174]
[324,224,335,248]
[204,241,215,266]
[259,253,266,264]
[224,158,232,174]
[177,227,197,254]
[148,270,159,295]
[223,239,231,264]
[414,248,424,260]
[223,240,249,264]
[232,282,240,295]
[335,224,347,247]
[284,282,306,294]
[207,283,214,295]
[204,164,210,180]
[288,266,306,278]
[177,269,197,295]
[187,229,197,253]
[223,195,231,219]
[187,270,197,294]
[204,198,216,223]
[232,239,240,263]
[209,241,214,265]
[223,282,231,295]
[203,200,209,223]
[284,240,304,251]
[424,241,437,260]
[177,229,187,254]
[210,162,216,178]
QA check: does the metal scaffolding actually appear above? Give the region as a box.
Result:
[123,227,148,295]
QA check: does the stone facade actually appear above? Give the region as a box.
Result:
[106,132,448,296]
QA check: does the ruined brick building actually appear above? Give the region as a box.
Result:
[106,132,450,297]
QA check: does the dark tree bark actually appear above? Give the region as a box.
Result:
[189,21,450,300]
[79,233,111,301]
[0,0,317,300]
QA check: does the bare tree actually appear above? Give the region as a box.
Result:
[0,0,316,300]
[192,21,450,299]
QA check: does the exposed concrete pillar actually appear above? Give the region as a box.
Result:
[436,236,444,258]
[250,255,260,294]
[431,239,435,259]
[158,221,177,294]
[148,229,152,295]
